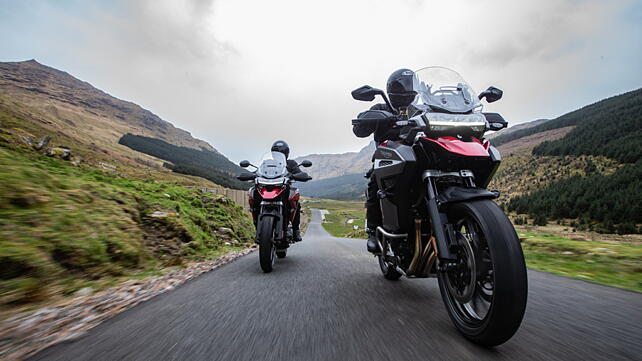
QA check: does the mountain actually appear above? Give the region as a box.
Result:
[118,134,248,189]
[297,173,367,200]
[499,88,642,233]
[0,60,243,188]
[491,89,642,150]
[294,141,374,180]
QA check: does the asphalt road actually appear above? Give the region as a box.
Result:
[31,210,642,361]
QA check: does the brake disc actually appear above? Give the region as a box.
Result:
[447,233,477,303]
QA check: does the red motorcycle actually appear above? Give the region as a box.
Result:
[238,152,312,272]
[352,67,527,346]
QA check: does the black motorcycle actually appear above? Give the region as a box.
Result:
[238,152,312,272]
[352,67,527,346]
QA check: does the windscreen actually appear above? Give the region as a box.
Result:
[413,67,481,113]
[256,151,287,179]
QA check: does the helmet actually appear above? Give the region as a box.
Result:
[271,140,290,158]
[386,68,417,109]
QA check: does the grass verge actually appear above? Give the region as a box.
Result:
[0,145,255,313]
[520,232,641,292]
[313,199,641,292]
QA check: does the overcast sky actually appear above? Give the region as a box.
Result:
[1,0,641,161]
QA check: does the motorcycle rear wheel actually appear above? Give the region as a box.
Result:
[258,217,276,273]
[438,199,527,346]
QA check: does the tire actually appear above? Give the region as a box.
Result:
[378,255,402,280]
[258,217,276,273]
[276,249,287,258]
[438,199,527,346]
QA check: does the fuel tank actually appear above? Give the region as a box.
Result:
[372,141,418,232]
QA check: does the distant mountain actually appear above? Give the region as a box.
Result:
[0,60,241,188]
[297,173,367,200]
[294,141,374,180]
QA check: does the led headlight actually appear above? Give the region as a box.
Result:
[423,113,487,133]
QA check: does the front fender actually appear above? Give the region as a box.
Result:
[437,186,498,206]
[257,207,284,241]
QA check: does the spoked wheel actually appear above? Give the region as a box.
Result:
[438,200,527,346]
[258,217,276,273]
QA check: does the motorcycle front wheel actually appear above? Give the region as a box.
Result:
[438,199,527,346]
[258,217,276,273]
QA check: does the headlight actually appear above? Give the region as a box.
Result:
[422,113,486,133]
[424,112,486,127]
[256,177,286,185]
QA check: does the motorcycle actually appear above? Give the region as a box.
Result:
[351,67,527,346]
[237,151,312,273]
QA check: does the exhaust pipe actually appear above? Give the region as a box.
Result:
[407,219,423,275]
[419,236,438,276]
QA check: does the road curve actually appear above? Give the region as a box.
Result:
[30,210,642,361]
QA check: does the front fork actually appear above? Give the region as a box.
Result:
[423,173,477,269]
[425,179,455,263]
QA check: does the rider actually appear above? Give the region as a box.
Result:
[271,140,304,242]
[352,68,417,253]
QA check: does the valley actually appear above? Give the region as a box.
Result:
[0,58,639,323]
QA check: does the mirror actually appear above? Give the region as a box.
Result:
[300,160,312,167]
[483,112,508,131]
[239,160,250,168]
[237,171,256,181]
[478,86,503,103]
[351,85,383,101]
[488,122,506,131]
[292,172,312,182]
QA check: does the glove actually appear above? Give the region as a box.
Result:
[353,115,397,127]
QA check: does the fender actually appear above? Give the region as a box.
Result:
[437,186,499,205]
[256,206,284,242]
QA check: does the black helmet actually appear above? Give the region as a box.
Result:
[271,140,290,158]
[387,68,417,109]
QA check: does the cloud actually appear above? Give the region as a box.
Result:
[1,0,640,162]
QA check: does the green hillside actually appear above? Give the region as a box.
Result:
[508,160,642,234]
[119,134,249,190]
[0,144,254,309]
[493,88,642,149]
[532,89,642,163]
[506,88,642,233]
